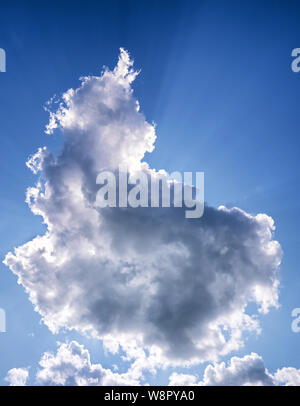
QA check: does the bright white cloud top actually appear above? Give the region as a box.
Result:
[36,341,139,386]
[5,368,29,386]
[4,49,283,378]
[169,352,300,386]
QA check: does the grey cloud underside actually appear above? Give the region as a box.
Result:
[96,204,279,358]
[3,49,281,367]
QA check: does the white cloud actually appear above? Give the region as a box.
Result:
[273,367,300,386]
[36,341,140,386]
[3,49,282,370]
[169,372,198,386]
[199,353,274,386]
[169,353,300,386]
[5,368,29,386]
[6,345,300,386]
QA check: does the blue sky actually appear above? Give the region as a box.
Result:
[1,0,300,385]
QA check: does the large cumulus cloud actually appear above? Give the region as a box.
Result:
[3,49,282,368]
